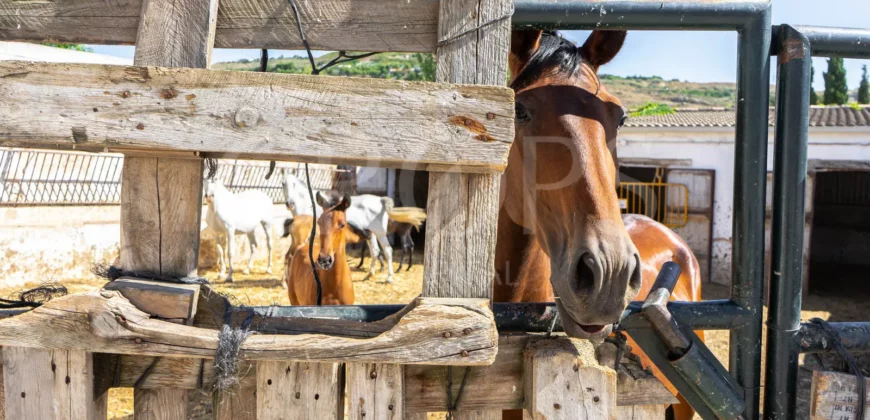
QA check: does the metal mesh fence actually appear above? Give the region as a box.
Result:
[0,148,346,206]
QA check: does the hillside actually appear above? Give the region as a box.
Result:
[213,52,856,109]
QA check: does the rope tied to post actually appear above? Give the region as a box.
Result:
[810,318,867,420]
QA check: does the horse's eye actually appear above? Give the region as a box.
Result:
[618,115,628,130]
[515,103,532,124]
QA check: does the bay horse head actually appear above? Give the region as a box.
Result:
[504,30,641,338]
[314,191,351,270]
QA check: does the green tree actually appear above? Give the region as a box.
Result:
[810,66,819,105]
[823,57,849,105]
[859,65,870,105]
[41,43,92,52]
[414,53,435,82]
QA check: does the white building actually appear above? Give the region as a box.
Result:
[0,41,131,65]
[619,106,870,294]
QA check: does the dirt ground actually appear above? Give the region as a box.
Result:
[0,247,866,420]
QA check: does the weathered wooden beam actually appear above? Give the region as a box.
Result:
[103,278,201,324]
[125,0,217,417]
[0,293,498,365]
[257,361,344,419]
[0,61,514,173]
[419,0,511,416]
[3,347,97,420]
[810,370,870,420]
[347,362,404,420]
[524,338,616,420]
[0,0,439,52]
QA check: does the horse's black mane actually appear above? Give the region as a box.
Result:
[511,31,585,91]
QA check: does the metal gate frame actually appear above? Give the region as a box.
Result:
[766,25,870,420]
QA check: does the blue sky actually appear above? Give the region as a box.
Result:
[89,0,869,90]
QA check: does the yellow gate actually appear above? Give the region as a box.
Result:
[618,182,689,228]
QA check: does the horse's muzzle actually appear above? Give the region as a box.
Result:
[316,255,334,270]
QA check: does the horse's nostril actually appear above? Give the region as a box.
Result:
[575,253,596,292]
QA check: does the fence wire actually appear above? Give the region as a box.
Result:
[0,149,347,206]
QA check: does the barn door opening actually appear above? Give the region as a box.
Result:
[618,166,714,283]
[808,170,870,297]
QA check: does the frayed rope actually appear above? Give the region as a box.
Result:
[92,263,210,285]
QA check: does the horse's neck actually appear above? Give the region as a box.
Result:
[493,207,553,303]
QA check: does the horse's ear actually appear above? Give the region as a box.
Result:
[336,194,352,211]
[510,30,542,76]
[316,191,328,208]
[579,30,626,70]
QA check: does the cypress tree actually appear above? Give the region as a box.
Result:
[823,57,849,105]
[810,66,819,105]
[859,65,870,105]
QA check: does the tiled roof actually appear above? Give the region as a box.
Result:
[625,106,870,128]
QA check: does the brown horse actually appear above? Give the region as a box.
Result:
[495,29,702,419]
[284,191,355,306]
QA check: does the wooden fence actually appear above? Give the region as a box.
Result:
[0,0,672,418]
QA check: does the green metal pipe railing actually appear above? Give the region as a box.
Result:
[764,23,870,419]
[764,24,812,420]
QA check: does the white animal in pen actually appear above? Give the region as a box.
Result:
[282,171,396,282]
[204,180,274,282]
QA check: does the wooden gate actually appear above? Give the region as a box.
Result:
[0,0,672,419]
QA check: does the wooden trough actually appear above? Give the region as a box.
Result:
[0,0,676,418]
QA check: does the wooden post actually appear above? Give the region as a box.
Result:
[810,370,870,420]
[256,361,344,419]
[3,347,97,419]
[523,338,616,420]
[423,0,511,418]
[124,0,217,418]
[347,363,403,420]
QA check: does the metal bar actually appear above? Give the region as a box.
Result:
[730,8,772,419]
[793,26,870,58]
[764,24,812,420]
[800,322,870,353]
[512,0,771,30]
[241,300,751,333]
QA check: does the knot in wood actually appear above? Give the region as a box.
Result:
[370,371,378,379]
[461,350,469,357]
[234,106,259,128]
[443,332,452,338]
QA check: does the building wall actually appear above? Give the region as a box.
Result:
[0,204,294,287]
[618,127,870,286]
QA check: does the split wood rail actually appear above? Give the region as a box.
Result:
[0,0,674,418]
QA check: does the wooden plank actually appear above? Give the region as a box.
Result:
[0,0,439,52]
[347,363,403,420]
[120,157,204,277]
[523,338,616,420]
[103,278,200,323]
[406,334,670,413]
[133,389,187,419]
[0,61,515,174]
[257,361,343,419]
[126,1,215,418]
[615,405,669,420]
[0,293,498,365]
[3,347,96,420]
[422,0,513,413]
[214,365,257,420]
[810,370,870,420]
